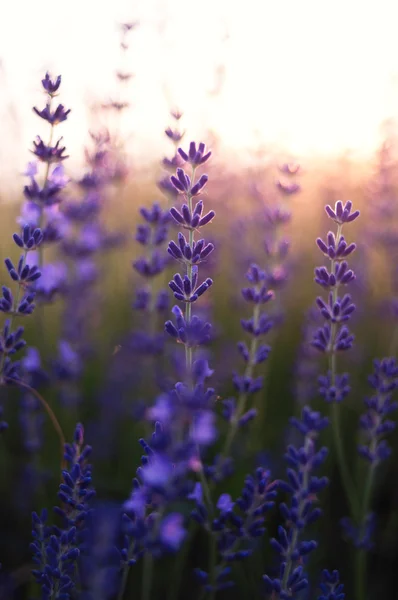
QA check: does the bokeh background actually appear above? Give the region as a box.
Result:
[0,0,398,598]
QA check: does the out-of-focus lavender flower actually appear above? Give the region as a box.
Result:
[358,357,398,464]
[342,357,398,594]
[119,421,196,581]
[317,569,345,600]
[263,407,329,599]
[365,135,398,354]
[191,468,278,594]
[294,308,323,406]
[219,264,274,467]
[54,130,125,409]
[157,109,186,203]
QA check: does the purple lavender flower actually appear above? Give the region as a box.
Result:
[31,424,95,600]
[191,468,278,594]
[358,357,398,464]
[220,264,274,463]
[157,110,186,202]
[317,569,345,600]
[121,144,216,600]
[0,221,44,388]
[312,200,359,515]
[263,407,329,599]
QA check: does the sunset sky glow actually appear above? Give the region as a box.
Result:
[1,0,398,183]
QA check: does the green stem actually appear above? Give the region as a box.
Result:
[388,323,398,357]
[207,532,217,600]
[117,540,135,600]
[355,466,374,600]
[331,402,360,518]
[141,553,154,600]
[167,523,198,600]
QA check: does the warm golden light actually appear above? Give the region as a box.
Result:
[1,0,398,183]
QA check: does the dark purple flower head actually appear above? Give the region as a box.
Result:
[165,306,212,347]
[41,72,61,95]
[318,372,351,403]
[341,514,375,550]
[4,256,41,284]
[165,128,185,143]
[325,200,360,225]
[170,200,214,229]
[316,233,356,260]
[178,142,211,167]
[315,261,356,288]
[33,103,71,125]
[317,569,345,600]
[169,271,213,303]
[13,225,44,251]
[32,137,68,163]
[315,293,356,323]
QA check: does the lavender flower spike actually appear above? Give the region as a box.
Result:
[312,199,360,517]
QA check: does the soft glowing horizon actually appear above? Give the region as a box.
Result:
[1,0,398,186]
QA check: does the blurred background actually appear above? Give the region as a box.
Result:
[0,1,398,599]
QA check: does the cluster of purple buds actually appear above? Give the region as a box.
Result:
[122,418,206,569]
[261,163,300,300]
[31,423,95,600]
[0,224,45,386]
[130,203,171,362]
[317,570,345,600]
[340,358,398,552]
[312,201,360,401]
[276,163,301,196]
[55,129,126,406]
[294,308,323,406]
[133,204,170,280]
[191,468,278,593]
[101,22,136,114]
[23,74,69,217]
[121,144,216,588]
[358,357,398,464]
[166,142,214,374]
[263,407,329,598]
[340,513,376,551]
[157,110,186,201]
[222,264,274,440]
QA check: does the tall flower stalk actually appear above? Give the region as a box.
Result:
[30,73,70,272]
[312,200,360,517]
[222,264,274,461]
[351,357,398,600]
[263,407,329,599]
